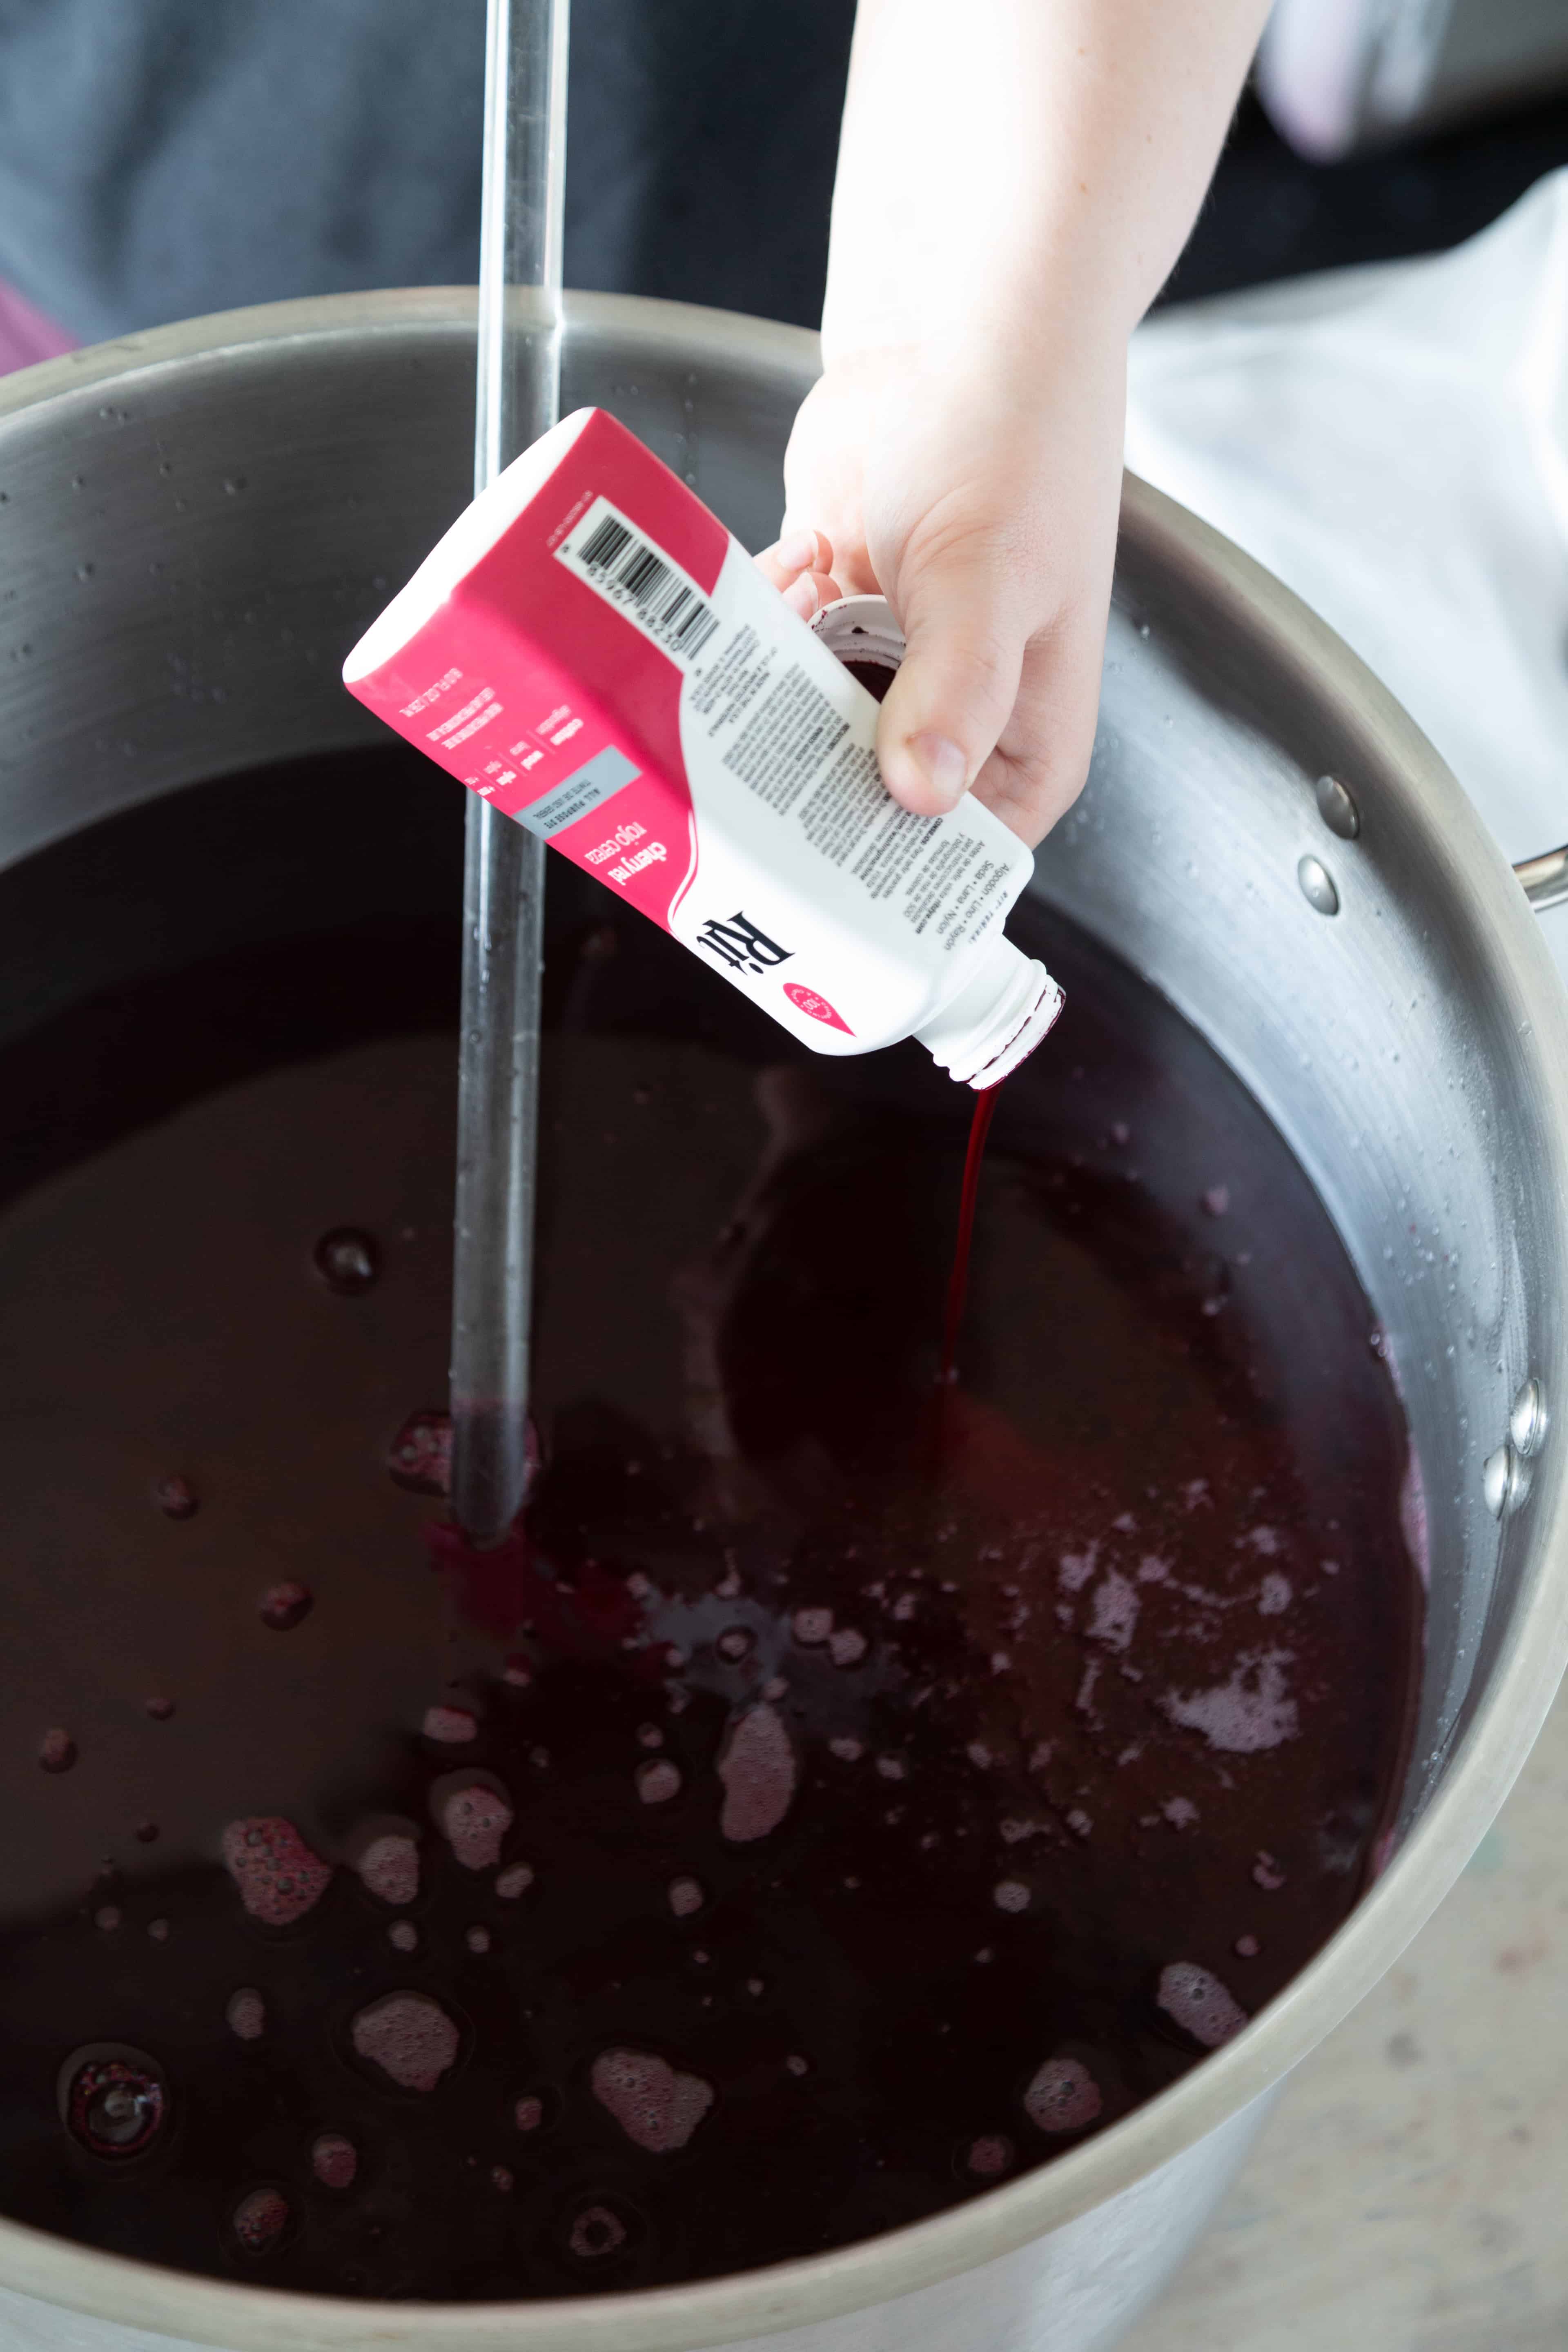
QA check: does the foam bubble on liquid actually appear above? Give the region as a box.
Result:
[94,1906,121,1931]
[38,1728,76,1773]
[637,1723,665,1749]
[829,1627,867,1668]
[1157,1961,1247,2048]
[1235,1933,1261,1958]
[792,1608,833,1646]
[313,1226,379,1295]
[258,1580,312,1631]
[1087,1571,1139,1652]
[1163,1650,1299,1753]
[1257,1572,1293,1617]
[569,2205,626,2259]
[966,2134,1013,2176]
[591,2047,714,2152]
[152,1474,198,1520]
[495,1861,534,1899]
[716,1627,753,1661]
[636,1759,682,1805]
[311,2132,357,2189]
[668,1875,704,1917]
[1162,1796,1199,1829]
[466,1925,491,1954]
[221,1817,333,1927]
[64,2050,167,2158]
[875,1755,906,1782]
[388,1921,419,1952]
[351,1991,461,2092]
[717,1704,796,1842]
[354,1831,419,1907]
[513,2094,544,2132]
[423,1705,478,1744]
[828,1736,863,1762]
[1058,1544,1099,1593]
[226,1988,265,2041]
[386,1409,452,1496]
[232,2186,290,2254]
[1201,1186,1230,1217]
[144,1695,176,1721]
[437,1782,514,1870]
[1138,1554,1170,1584]
[1023,2056,1102,2134]
[492,2165,513,2193]
[993,1879,1030,1913]
[1252,1851,1287,1890]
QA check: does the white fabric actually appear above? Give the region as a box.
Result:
[1127,167,1568,990]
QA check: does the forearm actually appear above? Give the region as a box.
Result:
[822,0,1272,368]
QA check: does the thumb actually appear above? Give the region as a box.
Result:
[876,544,1028,816]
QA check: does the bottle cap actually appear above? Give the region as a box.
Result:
[809,593,906,683]
[916,931,1064,1089]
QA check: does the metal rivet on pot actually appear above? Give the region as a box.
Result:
[1510,1378,1548,1457]
[1314,775,1361,840]
[1483,1441,1532,1520]
[1297,855,1340,917]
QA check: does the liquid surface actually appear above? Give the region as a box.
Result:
[0,756,1423,2300]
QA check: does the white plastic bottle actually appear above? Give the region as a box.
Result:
[343,406,1061,1087]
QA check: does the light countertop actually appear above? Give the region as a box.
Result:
[1122,1678,1568,2351]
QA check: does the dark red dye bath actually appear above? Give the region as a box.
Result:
[0,751,1423,2301]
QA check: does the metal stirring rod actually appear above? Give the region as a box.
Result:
[450,0,571,1544]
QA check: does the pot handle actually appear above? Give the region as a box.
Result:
[1517,844,1568,913]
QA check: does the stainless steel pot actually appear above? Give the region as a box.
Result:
[0,290,1564,2352]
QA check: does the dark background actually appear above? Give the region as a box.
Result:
[1163,85,1568,310]
[0,0,1564,349]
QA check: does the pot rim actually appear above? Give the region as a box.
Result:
[0,289,1565,2352]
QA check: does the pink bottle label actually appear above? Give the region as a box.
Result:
[345,408,1034,1059]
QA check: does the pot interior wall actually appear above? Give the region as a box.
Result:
[0,286,1561,1860]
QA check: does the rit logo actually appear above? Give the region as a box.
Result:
[693,910,792,976]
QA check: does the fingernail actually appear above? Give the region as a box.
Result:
[909,732,968,808]
[775,530,819,575]
[783,572,820,620]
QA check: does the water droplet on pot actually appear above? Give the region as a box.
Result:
[38,1728,76,1773]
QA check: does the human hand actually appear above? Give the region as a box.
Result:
[755,330,1126,850]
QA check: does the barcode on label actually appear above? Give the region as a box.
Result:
[562,500,722,665]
